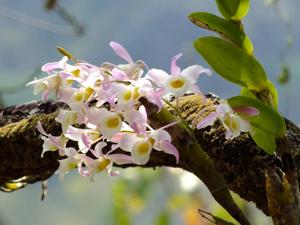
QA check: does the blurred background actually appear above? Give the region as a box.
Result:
[0,0,299,224]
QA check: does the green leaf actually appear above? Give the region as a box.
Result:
[240,87,256,99]
[188,12,253,54]
[216,0,250,20]
[228,96,286,137]
[266,80,278,110]
[194,36,268,91]
[189,13,242,46]
[250,127,276,154]
[241,80,278,110]
[242,35,254,55]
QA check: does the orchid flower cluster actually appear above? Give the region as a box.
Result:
[27,41,253,180]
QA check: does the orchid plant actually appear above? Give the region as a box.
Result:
[24,1,298,224]
[26,0,287,187]
[27,40,259,180]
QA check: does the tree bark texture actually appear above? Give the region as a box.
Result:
[1,94,300,218]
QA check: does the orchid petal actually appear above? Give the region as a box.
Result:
[146,69,169,87]
[190,84,206,103]
[162,141,179,163]
[110,41,134,64]
[81,133,91,149]
[138,105,147,124]
[37,121,48,136]
[94,142,107,157]
[170,53,182,75]
[108,154,134,165]
[111,68,128,80]
[181,65,211,83]
[197,112,219,129]
[150,129,171,143]
[41,62,60,72]
[131,140,152,165]
[118,133,140,152]
[99,112,122,139]
[64,147,78,157]
[65,126,84,141]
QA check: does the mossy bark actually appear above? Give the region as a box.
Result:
[1,95,300,219]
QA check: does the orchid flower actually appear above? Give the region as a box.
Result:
[146,53,211,98]
[37,121,68,157]
[41,56,69,73]
[122,105,148,134]
[85,107,123,139]
[112,107,179,164]
[89,142,134,178]
[55,109,78,133]
[65,126,100,153]
[109,41,147,80]
[94,108,123,139]
[197,102,259,140]
[26,74,62,100]
[57,147,92,180]
[58,86,94,113]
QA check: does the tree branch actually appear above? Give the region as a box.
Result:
[1,94,300,218]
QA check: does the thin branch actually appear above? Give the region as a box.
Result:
[0,4,75,35]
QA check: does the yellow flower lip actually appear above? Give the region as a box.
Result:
[105,117,121,128]
[84,87,94,100]
[95,158,110,173]
[133,87,140,100]
[170,79,185,88]
[74,92,83,102]
[72,69,81,77]
[122,90,132,101]
[136,141,151,155]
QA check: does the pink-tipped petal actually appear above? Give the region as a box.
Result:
[118,133,140,152]
[150,129,171,143]
[41,62,60,72]
[196,112,219,129]
[162,141,179,163]
[37,121,48,136]
[146,69,169,87]
[190,84,200,93]
[130,121,143,134]
[94,142,107,157]
[139,105,148,124]
[189,85,206,103]
[110,41,134,64]
[81,133,91,149]
[48,135,61,148]
[112,68,128,80]
[109,154,134,165]
[145,91,164,110]
[232,106,260,116]
[181,65,211,83]
[64,147,77,157]
[59,71,70,79]
[170,53,182,75]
